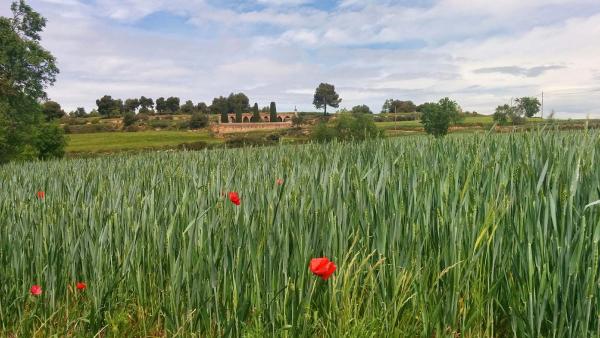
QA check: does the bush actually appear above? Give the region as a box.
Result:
[123,112,136,127]
[177,121,190,130]
[189,112,209,129]
[148,120,171,129]
[63,124,117,134]
[311,114,381,142]
[177,141,209,151]
[225,135,275,148]
[420,98,460,138]
[33,123,67,160]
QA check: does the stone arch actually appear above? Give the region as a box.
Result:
[243,116,250,123]
[229,116,236,123]
[283,116,291,121]
[263,116,270,122]
[277,116,283,122]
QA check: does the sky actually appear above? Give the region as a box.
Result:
[2,0,600,117]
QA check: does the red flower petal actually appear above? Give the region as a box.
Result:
[228,192,240,206]
[310,257,336,280]
[76,282,86,290]
[30,285,42,296]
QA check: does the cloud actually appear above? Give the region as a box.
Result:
[473,65,566,77]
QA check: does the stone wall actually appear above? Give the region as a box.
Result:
[211,122,292,134]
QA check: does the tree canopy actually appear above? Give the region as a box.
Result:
[420,97,461,138]
[313,83,341,116]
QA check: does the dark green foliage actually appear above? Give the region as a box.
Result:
[177,141,209,151]
[493,104,512,125]
[351,104,373,114]
[42,100,64,120]
[196,102,208,114]
[189,112,208,129]
[138,96,154,114]
[313,83,341,116]
[32,122,66,159]
[291,114,305,128]
[383,99,417,113]
[311,113,381,142]
[420,97,461,138]
[0,1,65,163]
[155,97,167,114]
[70,107,86,117]
[124,98,140,113]
[96,95,121,117]
[269,102,277,122]
[165,97,180,114]
[251,103,260,122]
[515,97,541,118]
[225,135,276,148]
[180,100,195,114]
[122,111,136,127]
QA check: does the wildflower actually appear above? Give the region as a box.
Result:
[229,192,240,206]
[76,282,86,291]
[276,178,284,186]
[309,257,336,280]
[36,191,45,199]
[30,285,42,296]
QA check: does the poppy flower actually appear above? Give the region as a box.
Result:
[36,191,45,199]
[309,257,336,280]
[76,282,86,291]
[276,178,284,186]
[30,285,42,296]
[228,192,240,206]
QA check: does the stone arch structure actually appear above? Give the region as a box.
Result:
[243,116,250,123]
[224,112,298,123]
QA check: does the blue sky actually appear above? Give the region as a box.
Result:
[2,0,600,117]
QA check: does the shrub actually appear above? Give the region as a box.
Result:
[420,97,461,138]
[311,114,381,142]
[149,120,171,129]
[225,135,275,148]
[33,123,67,160]
[189,112,209,129]
[177,141,209,151]
[123,112,137,127]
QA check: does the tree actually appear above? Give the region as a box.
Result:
[165,97,180,114]
[251,103,261,122]
[139,96,154,114]
[189,111,209,129]
[515,97,541,118]
[180,100,195,114]
[210,96,229,122]
[420,97,461,138]
[493,104,513,125]
[96,95,120,117]
[155,97,167,114]
[0,0,65,162]
[269,102,277,122]
[124,98,140,113]
[351,104,372,114]
[196,102,208,114]
[228,93,249,123]
[382,99,416,113]
[42,101,65,120]
[313,83,341,116]
[70,107,86,118]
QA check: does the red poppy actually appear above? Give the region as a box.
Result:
[30,285,42,296]
[76,282,86,291]
[276,178,284,186]
[36,191,45,199]
[309,257,336,280]
[228,192,240,206]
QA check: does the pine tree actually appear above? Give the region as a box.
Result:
[251,103,260,122]
[269,102,277,122]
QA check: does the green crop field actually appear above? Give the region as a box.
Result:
[1,131,599,337]
[66,130,220,154]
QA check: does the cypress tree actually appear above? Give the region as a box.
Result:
[269,102,277,122]
[251,103,260,122]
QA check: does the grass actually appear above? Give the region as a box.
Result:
[1,131,599,337]
[66,130,220,154]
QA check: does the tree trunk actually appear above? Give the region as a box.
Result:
[324,105,327,116]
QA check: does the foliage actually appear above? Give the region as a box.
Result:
[251,103,261,122]
[382,99,416,113]
[165,97,180,114]
[291,114,305,128]
[189,111,208,129]
[42,100,65,120]
[351,104,373,114]
[269,101,277,122]
[0,0,65,163]
[70,107,87,118]
[155,97,167,114]
[420,97,461,137]
[96,95,121,117]
[515,97,541,118]
[122,111,136,127]
[313,83,341,116]
[138,96,154,114]
[493,104,512,125]
[312,113,381,142]
[32,122,67,159]
[180,100,195,114]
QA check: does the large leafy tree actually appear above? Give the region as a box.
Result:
[96,95,120,117]
[180,100,195,114]
[42,100,65,120]
[165,96,180,114]
[351,104,373,114]
[138,96,154,114]
[124,98,140,113]
[155,97,167,114]
[420,97,461,138]
[515,97,541,118]
[313,83,341,116]
[210,96,229,122]
[0,0,65,163]
[228,93,249,123]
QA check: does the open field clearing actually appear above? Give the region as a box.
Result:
[66,130,220,154]
[1,131,599,336]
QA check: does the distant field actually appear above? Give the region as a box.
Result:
[66,130,220,154]
[376,115,546,129]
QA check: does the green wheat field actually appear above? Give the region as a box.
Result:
[1,131,599,337]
